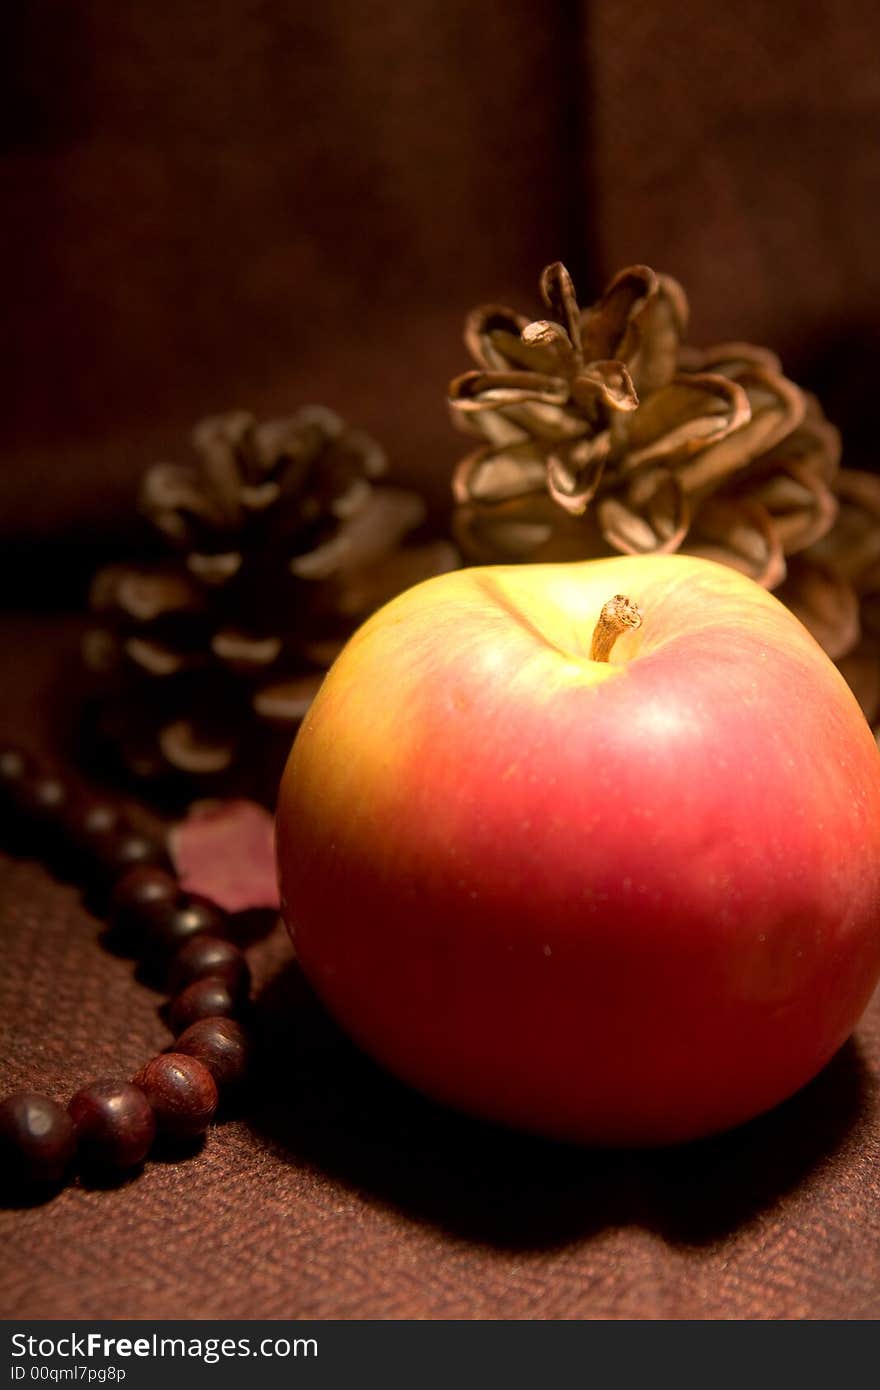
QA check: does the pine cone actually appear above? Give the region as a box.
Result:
[450,262,839,581]
[85,406,457,784]
[449,263,880,726]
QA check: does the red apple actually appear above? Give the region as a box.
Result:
[276,554,880,1145]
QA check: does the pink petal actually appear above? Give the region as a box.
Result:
[169,798,280,913]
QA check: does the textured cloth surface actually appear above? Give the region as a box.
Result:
[1,613,880,1320]
[3,1,880,1320]
[1,1,579,544]
[3,1,880,558]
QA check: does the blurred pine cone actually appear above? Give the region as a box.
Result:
[449,262,880,728]
[85,406,457,785]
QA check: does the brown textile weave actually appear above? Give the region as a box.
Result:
[3,2,880,552]
[3,1,880,1320]
[1,613,879,1320]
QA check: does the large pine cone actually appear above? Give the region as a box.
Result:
[449,263,879,727]
[85,406,457,783]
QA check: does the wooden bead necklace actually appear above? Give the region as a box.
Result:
[0,744,255,1190]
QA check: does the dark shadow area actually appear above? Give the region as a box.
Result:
[800,317,880,479]
[148,1134,208,1166]
[249,958,872,1253]
[0,1178,70,1212]
[76,1164,146,1195]
[0,541,154,614]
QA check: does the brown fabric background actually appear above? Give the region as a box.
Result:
[3,1,880,1319]
[4,1,880,558]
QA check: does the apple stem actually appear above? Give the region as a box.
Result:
[590,594,643,662]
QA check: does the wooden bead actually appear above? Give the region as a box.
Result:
[0,745,31,793]
[110,867,179,948]
[175,1018,251,1091]
[0,749,36,848]
[142,900,229,984]
[169,978,240,1034]
[95,828,170,883]
[132,1054,217,1139]
[69,1079,157,1171]
[15,772,69,824]
[168,935,250,997]
[2,768,70,857]
[62,796,122,855]
[12,771,77,872]
[0,1091,77,1185]
[0,747,35,821]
